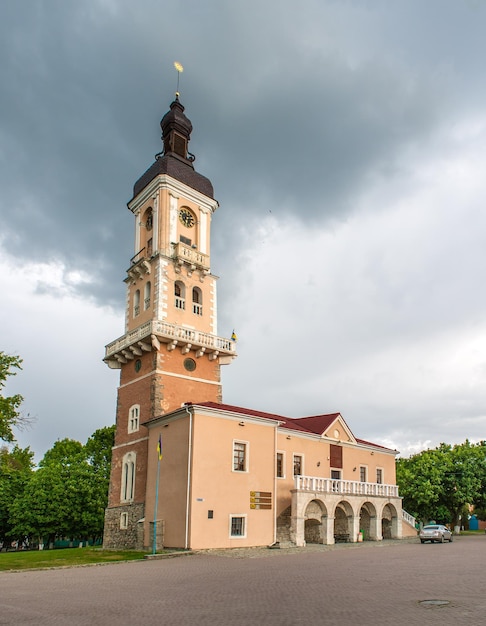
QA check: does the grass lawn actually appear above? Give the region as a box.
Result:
[0,547,147,571]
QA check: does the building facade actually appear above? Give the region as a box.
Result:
[103,94,414,550]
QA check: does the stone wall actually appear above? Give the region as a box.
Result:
[103,503,145,550]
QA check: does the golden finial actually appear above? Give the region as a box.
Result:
[174,61,184,97]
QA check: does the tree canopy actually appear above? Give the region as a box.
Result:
[4,426,115,547]
[0,352,24,443]
[396,440,486,527]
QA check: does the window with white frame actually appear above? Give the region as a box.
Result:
[120,512,128,530]
[276,452,285,478]
[230,515,246,538]
[192,287,203,315]
[128,405,140,433]
[376,468,383,484]
[233,441,247,472]
[121,452,136,502]
[144,281,151,310]
[133,289,140,317]
[359,466,367,482]
[293,454,303,476]
[175,281,186,310]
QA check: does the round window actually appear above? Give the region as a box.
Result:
[184,358,196,372]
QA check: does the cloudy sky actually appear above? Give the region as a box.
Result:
[2,0,486,461]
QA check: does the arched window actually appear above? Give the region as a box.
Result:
[144,207,153,231]
[121,452,136,502]
[133,289,140,317]
[175,281,186,310]
[128,405,140,433]
[192,287,203,315]
[144,282,151,310]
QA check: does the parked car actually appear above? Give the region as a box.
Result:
[419,524,453,543]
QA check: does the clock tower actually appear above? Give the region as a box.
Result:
[103,95,236,548]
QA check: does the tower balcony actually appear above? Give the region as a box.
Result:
[172,242,210,271]
[104,320,236,369]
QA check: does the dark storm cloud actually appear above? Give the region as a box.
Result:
[1,0,486,305]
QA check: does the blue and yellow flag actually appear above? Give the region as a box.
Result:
[157,435,163,460]
[231,329,238,342]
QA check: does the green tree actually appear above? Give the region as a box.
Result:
[0,445,34,543]
[397,440,486,527]
[9,428,115,547]
[0,352,24,442]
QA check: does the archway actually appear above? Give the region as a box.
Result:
[333,501,353,542]
[304,499,327,544]
[382,503,398,539]
[359,502,377,541]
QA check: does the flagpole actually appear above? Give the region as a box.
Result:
[152,448,161,555]
[152,455,161,554]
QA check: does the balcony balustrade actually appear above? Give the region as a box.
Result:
[104,319,236,366]
[294,475,399,498]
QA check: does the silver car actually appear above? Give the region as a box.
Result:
[419,524,453,543]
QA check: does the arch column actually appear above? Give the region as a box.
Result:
[369,515,381,541]
[290,514,305,546]
[290,489,306,546]
[350,513,361,543]
[325,516,335,544]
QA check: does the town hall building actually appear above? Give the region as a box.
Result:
[102,91,416,551]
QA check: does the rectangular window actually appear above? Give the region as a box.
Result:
[120,512,128,530]
[128,406,140,433]
[175,296,185,310]
[330,444,343,468]
[230,516,246,538]
[359,466,367,482]
[376,468,383,484]
[331,469,341,480]
[233,442,247,472]
[293,455,303,476]
[276,452,284,478]
[192,303,203,315]
[180,235,192,246]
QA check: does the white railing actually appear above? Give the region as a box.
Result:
[294,475,399,498]
[402,510,416,527]
[173,242,210,269]
[105,320,237,359]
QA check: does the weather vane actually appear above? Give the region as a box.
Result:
[174,61,184,97]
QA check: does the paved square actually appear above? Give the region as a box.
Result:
[1,536,484,625]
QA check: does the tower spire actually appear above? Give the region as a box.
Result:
[174,61,183,98]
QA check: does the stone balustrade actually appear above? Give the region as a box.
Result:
[294,475,399,498]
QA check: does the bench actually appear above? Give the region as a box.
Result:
[334,533,350,543]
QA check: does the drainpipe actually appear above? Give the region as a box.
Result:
[273,423,278,544]
[184,403,193,550]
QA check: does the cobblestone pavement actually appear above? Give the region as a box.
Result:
[1,535,485,625]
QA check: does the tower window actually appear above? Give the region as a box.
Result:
[121,452,136,502]
[180,235,192,246]
[175,281,186,310]
[128,405,140,433]
[144,282,151,310]
[133,290,140,317]
[192,287,203,315]
[233,441,248,472]
[144,208,153,231]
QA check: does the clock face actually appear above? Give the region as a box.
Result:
[179,208,195,228]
